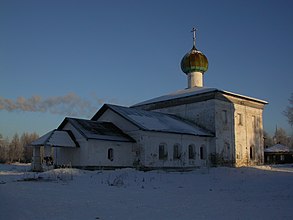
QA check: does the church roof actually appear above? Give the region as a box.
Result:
[93,104,213,137]
[132,87,268,107]
[30,129,78,148]
[264,144,291,153]
[58,118,135,142]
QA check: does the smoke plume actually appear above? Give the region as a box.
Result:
[0,93,103,117]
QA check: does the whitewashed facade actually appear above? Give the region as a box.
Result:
[30,88,266,171]
[30,104,212,171]
[30,31,267,170]
[93,104,212,169]
[133,87,267,167]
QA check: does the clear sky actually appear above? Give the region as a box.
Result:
[1,0,292,139]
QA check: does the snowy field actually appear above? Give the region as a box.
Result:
[1,163,293,220]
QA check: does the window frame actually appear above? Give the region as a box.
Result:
[188,144,196,160]
[108,148,114,161]
[250,145,255,160]
[237,113,243,126]
[173,144,181,160]
[159,143,168,160]
[200,145,206,160]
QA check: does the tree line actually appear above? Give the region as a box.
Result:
[0,132,39,163]
[265,92,293,148]
[264,127,293,149]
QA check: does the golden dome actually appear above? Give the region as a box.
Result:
[180,46,208,75]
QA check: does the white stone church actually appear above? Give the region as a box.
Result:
[30,30,267,171]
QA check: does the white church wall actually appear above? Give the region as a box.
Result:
[213,99,236,165]
[152,100,216,133]
[143,99,224,165]
[214,96,265,166]
[54,147,80,167]
[124,131,145,166]
[134,131,210,168]
[146,93,265,167]
[234,103,248,166]
[55,139,134,168]
[78,139,134,167]
[55,121,135,168]
[53,94,264,169]
[54,122,86,167]
[233,103,264,166]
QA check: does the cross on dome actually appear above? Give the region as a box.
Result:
[191,27,197,48]
[180,28,209,88]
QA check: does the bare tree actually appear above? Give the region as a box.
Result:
[284,93,293,127]
[0,134,9,163]
[21,132,39,162]
[289,134,293,149]
[8,133,22,162]
[0,132,39,163]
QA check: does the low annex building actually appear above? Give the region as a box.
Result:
[264,144,293,164]
[30,29,267,171]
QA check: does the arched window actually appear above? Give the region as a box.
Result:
[250,145,254,160]
[159,143,168,160]
[108,148,114,161]
[200,145,206,160]
[173,144,181,160]
[188,144,195,159]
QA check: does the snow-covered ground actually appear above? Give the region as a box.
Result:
[1,163,293,220]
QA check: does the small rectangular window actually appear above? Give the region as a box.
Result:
[237,113,243,125]
[252,116,256,128]
[159,144,168,160]
[188,145,195,159]
[173,144,181,160]
[250,146,254,160]
[200,146,206,160]
[222,110,228,124]
[108,148,113,161]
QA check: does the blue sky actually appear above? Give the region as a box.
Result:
[1,0,292,138]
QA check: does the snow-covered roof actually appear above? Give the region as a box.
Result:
[133,87,268,107]
[30,130,77,148]
[59,118,135,142]
[95,104,213,137]
[264,144,291,153]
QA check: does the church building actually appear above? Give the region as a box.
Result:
[30,29,267,171]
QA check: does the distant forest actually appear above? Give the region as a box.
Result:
[0,132,39,163]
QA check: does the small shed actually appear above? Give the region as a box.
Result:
[264,144,293,164]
